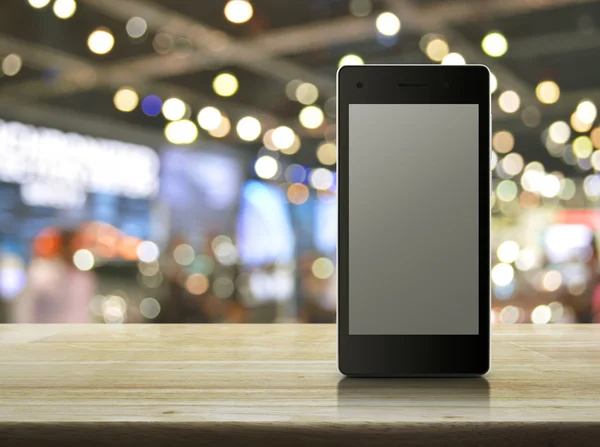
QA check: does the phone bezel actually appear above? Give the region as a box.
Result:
[337,64,491,377]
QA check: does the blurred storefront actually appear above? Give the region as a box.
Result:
[2,0,600,325]
[0,117,338,324]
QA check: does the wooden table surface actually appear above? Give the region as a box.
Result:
[1,324,600,446]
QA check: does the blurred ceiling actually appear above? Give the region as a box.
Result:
[1,0,600,172]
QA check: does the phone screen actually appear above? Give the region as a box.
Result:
[348,103,480,335]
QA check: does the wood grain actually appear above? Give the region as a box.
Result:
[1,324,600,446]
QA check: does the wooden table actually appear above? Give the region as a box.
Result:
[1,324,600,446]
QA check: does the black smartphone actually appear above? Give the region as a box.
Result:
[337,65,491,377]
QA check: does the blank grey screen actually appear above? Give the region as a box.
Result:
[349,104,479,335]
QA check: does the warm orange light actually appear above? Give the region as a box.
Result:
[186,273,210,295]
[33,227,62,258]
[287,183,309,205]
[519,191,540,209]
[118,236,141,261]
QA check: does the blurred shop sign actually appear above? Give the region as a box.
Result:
[0,120,160,209]
[555,209,600,229]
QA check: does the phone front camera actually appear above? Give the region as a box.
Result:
[356,82,363,89]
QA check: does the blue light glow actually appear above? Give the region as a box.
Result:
[142,95,162,117]
[494,282,515,300]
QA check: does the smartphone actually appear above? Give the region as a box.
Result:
[337,65,490,377]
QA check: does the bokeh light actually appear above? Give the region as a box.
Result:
[28,0,51,8]
[559,178,576,200]
[542,270,562,292]
[490,72,498,94]
[213,277,235,298]
[126,17,148,38]
[490,151,498,170]
[310,168,334,190]
[482,32,508,57]
[162,98,187,121]
[137,241,160,263]
[73,249,94,271]
[255,155,279,179]
[376,12,401,36]
[287,183,310,205]
[87,28,115,55]
[497,241,519,263]
[113,87,139,112]
[516,249,537,271]
[173,244,195,266]
[186,273,209,295]
[500,306,520,324]
[153,32,174,54]
[285,164,307,183]
[591,151,600,171]
[53,0,76,19]
[498,90,520,113]
[102,295,126,324]
[494,282,515,300]
[262,129,278,151]
[540,174,561,198]
[349,0,372,17]
[576,99,597,124]
[501,153,524,177]
[519,190,540,208]
[141,272,163,289]
[425,38,449,62]
[2,54,23,77]
[492,130,514,154]
[591,127,600,149]
[584,174,600,198]
[299,105,324,129]
[236,116,261,141]
[280,135,301,155]
[164,120,199,145]
[213,237,238,265]
[285,80,303,100]
[535,80,560,104]
[531,304,552,324]
[317,142,337,165]
[312,257,335,279]
[197,106,223,131]
[441,52,465,65]
[573,135,593,158]
[272,126,295,150]
[295,82,319,105]
[496,180,518,202]
[213,73,239,97]
[141,95,162,116]
[491,263,514,286]
[140,297,161,319]
[224,0,253,24]
[139,260,160,277]
[208,115,231,138]
[338,54,364,67]
[571,111,593,133]
[548,121,571,144]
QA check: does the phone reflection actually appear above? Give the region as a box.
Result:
[337,378,490,420]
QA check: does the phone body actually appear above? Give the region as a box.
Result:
[337,65,491,377]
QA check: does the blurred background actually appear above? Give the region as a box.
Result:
[0,0,599,325]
